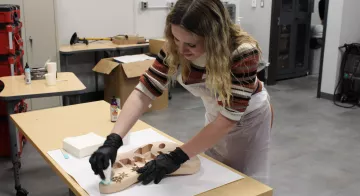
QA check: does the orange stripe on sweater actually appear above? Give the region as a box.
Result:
[139,76,162,97]
[152,60,169,74]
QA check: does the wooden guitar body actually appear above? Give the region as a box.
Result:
[99,141,201,194]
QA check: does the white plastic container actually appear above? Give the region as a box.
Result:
[46,62,57,74]
[45,73,56,86]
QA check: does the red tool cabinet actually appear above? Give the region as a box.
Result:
[0,50,24,78]
[0,5,19,24]
[0,4,25,157]
[0,22,23,55]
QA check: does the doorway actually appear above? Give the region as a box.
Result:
[268,0,317,85]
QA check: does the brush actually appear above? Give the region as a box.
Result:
[100,160,112,185]
[60,149,69,159]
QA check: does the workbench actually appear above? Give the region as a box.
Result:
[0,72,86,196]
[59,41,149,105]
[10,101,273,196]
[59,42,149,54]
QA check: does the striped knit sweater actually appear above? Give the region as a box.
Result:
[135,42,263,121]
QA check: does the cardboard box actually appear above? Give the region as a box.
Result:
[93,57,168,112]
[149,38,166,55]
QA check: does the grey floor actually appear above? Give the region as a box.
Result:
[1,76,360,196]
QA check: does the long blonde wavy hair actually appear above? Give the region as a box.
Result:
[164,0,261,105]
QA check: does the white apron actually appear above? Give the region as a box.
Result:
[177,74,272,184]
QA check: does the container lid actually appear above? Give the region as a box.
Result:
[0,5,14,12]
[2,4,19,9]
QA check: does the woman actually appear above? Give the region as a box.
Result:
[90,0,272,185]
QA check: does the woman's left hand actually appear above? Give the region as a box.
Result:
[137,147,189,185]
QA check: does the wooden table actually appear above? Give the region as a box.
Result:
[10,101,273,196]
[0,72,85,101]
[59,41,149,54]
[0,72,86,196]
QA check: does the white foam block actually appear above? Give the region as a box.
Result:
[63,132,105,158]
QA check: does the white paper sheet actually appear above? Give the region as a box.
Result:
[48,129,243,196]
[113,54,155,63]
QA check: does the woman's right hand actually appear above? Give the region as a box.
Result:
[89,89,153,179]
[89,133,123,180]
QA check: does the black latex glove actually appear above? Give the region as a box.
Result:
[137,147,189,185]
[89,133,123,180]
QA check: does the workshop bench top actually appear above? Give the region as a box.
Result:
[10,101,273,196]
[0,72,86,101]
[59,41,149,54]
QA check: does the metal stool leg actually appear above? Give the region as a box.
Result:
[7,100,28,196]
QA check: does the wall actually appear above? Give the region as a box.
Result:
[320,0,344,94]
[53,0,243,96]
[55,0,178,45]
[311,0,322,25]
[134,0,240,38]
[239,0,272,62]
[338,0,360,45]
[226,0,241,22]
[55,0,135,45]
[134,0,176,39]
[321,0,360,95]
[54,0,243,46]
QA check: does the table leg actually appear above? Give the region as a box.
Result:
[68,188,76,196]
[63,54,71,105]
[64,96,70,106]
[7,100,28,196]
[75,95,81,104]
[62,54,68,106]
[94,52,99,92]
[95,72,99,92]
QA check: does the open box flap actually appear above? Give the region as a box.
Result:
[122,59,154,78]
[93,58,119,75]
